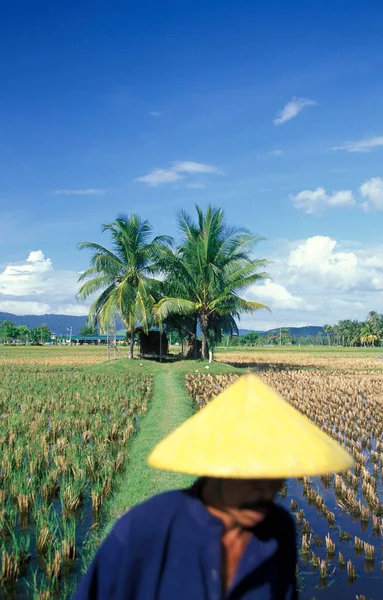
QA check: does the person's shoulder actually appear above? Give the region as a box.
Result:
[111,489,188,544]
[262,503,296,542]
[273,503,295,524]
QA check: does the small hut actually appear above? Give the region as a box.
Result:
[139,330,168,358]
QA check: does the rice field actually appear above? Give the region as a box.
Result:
[0,365,152,598]
[186,369,383,599]
[215,349,383,373]
[0,346,108,367]
[3,345,383,598]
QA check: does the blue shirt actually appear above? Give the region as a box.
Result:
[74,485,297,600]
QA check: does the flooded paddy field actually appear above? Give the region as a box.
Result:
[0,366,152,598]
[187,364,383,600]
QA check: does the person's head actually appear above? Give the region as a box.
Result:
[202,477,283,528]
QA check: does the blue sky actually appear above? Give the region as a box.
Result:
[1,1,383,328]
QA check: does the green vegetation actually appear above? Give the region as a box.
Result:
[155,205,269,359]
[0,347,244,597]
[215,344,383,356]
[82,358,245,570]
[0,364,152,597]
[79,324,98,336]
[0,320,53,345]
[78,205,269,361]
[77,214,172,358]
[323,311,383,347]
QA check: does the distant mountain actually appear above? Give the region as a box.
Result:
[0,312,89,336]
[239,326,324,338]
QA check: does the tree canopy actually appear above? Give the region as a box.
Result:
[77,214,172,358]
[154,205,270,359]
[78,206,269,359]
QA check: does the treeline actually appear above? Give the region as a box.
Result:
[0,320,53,345]
[227,314,383,348]
[323,312,383,347]
[0,321,98,345]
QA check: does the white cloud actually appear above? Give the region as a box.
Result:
[360,177,383,210]
[331,136,383,153]
[248,281,311,311]
[268,149,284,156]
[0,251,89,315]
[54,189,106,196]
[186,183,206,189]
[287,236,361,290]
[0,300,52,315]
[239,236,383,330]
[286,236,383,293]
[273,97,316,126]
[134,161,222,187]
[148,111,163,117]
[134,169,184,186]
[172,161,222,175]
[291,187,355,214]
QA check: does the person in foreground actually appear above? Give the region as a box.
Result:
[74,374,353,600]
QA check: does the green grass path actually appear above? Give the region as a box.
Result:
[92,358,243,525]
[97,359,244,525]
[108,367,195,519]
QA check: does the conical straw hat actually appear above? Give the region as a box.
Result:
[148,374,353,478]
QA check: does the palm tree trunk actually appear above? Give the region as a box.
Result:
[200,313,209,360]
[128,331,134,359]
[192,317,198,359]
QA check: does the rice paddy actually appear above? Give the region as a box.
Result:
[0,364,152,598]
[3,345,383,598]
[186,366,383,599]
[215,348,383,373]
[0,346,107,367]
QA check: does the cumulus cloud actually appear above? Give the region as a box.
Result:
[240,236,383,330]
[273,97,316,126]
[134,161,222,187]
[291,187,355,214]
[331,136,383,153]
[54,189,106,196]
[360,177,383,211]
[248,281,312,311]
[291,177,383,214]
[0,300,52,315]
[287,236,360,290]
[0,251,89,315]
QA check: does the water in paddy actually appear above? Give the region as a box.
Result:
[279,475,383,600]
[1,492,97,599]
[3,478,382,598]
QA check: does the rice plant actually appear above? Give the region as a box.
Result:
[188,366,383,597]
[0,366,153,597]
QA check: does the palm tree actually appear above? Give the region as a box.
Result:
[368,311,380,332]
[155,205,270,360]
[360,322,378,347]
[323,324,333,346]
[77,214,172,359]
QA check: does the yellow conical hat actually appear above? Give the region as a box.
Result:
[148,374,353,478]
